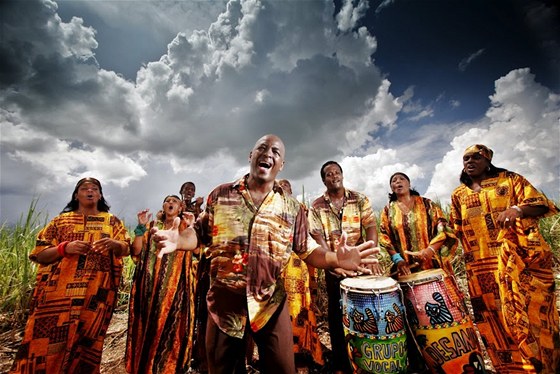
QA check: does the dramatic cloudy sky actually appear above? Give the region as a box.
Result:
[1,0,559,226]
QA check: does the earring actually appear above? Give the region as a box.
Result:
[487,166,491,171]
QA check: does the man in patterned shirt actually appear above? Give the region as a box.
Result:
[153,134,378,373]
[309,160,379,374]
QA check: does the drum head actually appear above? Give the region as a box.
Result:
[398,268,446,284]
[340,275,398,293]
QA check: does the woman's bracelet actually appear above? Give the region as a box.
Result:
[391,253,404,264]
[134,224,147,237]
[57,241,69,257]
[427,246,436,255]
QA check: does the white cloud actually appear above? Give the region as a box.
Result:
[1,1,558,227]
[336,0,369,32]
[458,48,485,72]
[0,0,387,224]
[426,68,560,204]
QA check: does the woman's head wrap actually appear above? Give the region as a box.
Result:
[463,144,493,161]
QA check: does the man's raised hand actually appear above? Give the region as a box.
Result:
[335,231,379,275]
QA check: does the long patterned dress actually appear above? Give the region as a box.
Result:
[379,195,457,275]
[451,171,560,373]
[125,220,198,373]
[283,253,324,366]
[10,211,130,374]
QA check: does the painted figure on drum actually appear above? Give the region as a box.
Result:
[424,292,453,326]
[451,144,560,373]
[340,276,408,374]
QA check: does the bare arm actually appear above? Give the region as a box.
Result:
[131,209,152,257]
[497,204,549,229]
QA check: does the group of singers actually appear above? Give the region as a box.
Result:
[9,136,559,374]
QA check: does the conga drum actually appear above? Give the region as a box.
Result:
[340,276,407,373]
[399,269,486,373]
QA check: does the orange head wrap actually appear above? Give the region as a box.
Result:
[463,144,493,161]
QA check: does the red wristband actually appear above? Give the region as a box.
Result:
[57,241,70,257]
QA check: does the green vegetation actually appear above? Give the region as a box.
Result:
[0,199,44,329]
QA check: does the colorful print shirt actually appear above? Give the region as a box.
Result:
[31,211,130,290]
[309,189,376,251]
[197,175,318,338]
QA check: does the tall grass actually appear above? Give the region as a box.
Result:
[0,199,44,330]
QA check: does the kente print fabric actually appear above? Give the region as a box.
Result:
[451,171,560,373]
[125,220,198,373]
[379,195,458,276]
[283,253,324,366]
[10,212,129,374]
[197,176,317,338]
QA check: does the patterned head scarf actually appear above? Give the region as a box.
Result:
[463,144,493,161]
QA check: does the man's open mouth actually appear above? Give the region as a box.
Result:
[258,161,271,169]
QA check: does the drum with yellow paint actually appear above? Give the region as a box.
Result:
[399,269,487,373]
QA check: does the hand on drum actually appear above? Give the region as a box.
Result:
[404,247,435,263]
[335,231,379,275]
[367,260,384,276]
[395,260,412,276]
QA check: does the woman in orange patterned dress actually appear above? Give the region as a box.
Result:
[125,195,198,373]
[379,172,457,277]
[10,177,130,374]
[379,172,458,373]
[451,144,560,373]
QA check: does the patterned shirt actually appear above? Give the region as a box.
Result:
[197,175,318,338]
[450,170,558,261]
[309,189,376,251]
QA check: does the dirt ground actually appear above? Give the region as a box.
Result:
[0,313,130,374]
[0,309,489,374]
[0,313,337,374]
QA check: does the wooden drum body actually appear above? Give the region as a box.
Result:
[340,276,407,373]
[399,269,486,373]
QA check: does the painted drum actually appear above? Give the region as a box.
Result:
[399,269,487,373]
[340,276,407,373]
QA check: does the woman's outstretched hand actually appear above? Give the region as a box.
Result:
[151,214,197,258]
